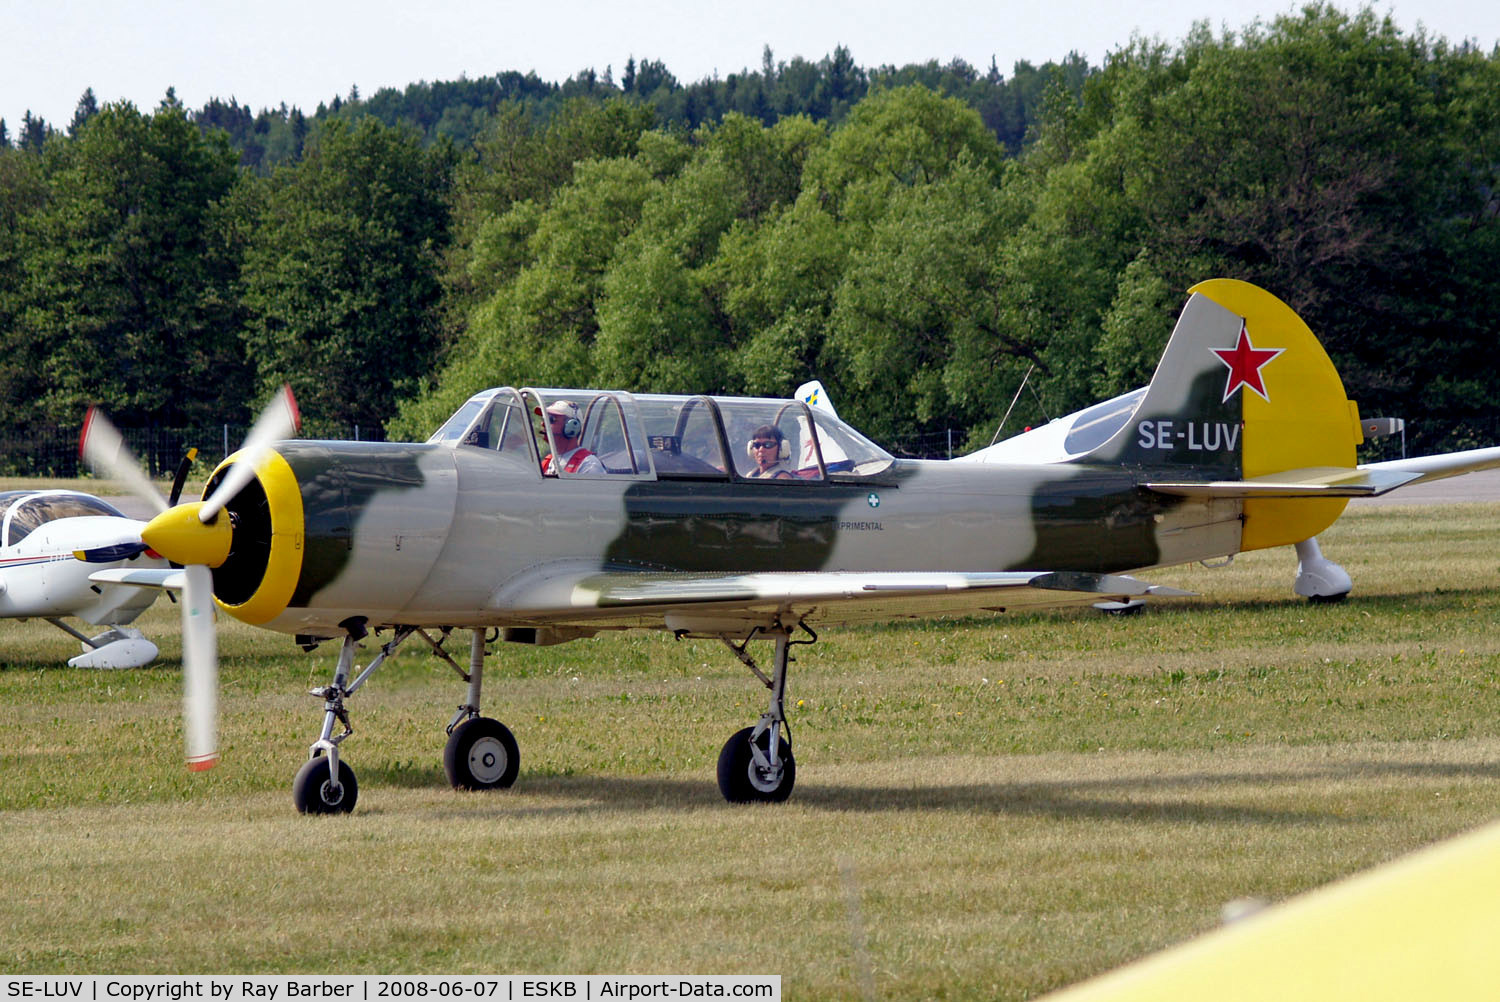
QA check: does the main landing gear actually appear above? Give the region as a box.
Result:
[291,621,519,814]
[713,622,815,804]
[442,630,519,791]
[289,617,817,812]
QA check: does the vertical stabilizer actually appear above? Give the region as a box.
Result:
[1089,279,1363,550]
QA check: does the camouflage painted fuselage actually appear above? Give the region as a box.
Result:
[201,279,1386,638]
[213,440,1239,636]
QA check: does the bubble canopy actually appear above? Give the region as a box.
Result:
[429,388,895,480]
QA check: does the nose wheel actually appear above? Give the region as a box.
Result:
[292,754,358,814]
[290,626,528,813]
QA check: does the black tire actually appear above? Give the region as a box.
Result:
[717,725,795,803]
[443,717,520,791]
[292,754,358,814]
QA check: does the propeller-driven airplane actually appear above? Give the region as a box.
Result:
[1,448,196,667]
[78,279,1500,813]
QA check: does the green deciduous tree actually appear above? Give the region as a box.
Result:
[0,145,48,431]
[390,155,657,438]
[995,4,1500,433]
[3,101,251,430]
[240,117,455,434]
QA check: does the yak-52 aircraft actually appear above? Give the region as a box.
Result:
[78,279,1500,813]
[1,465,197,668]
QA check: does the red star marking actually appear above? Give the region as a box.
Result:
[1211,324,1284,402]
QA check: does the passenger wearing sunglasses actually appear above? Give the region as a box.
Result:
[745,425,795,479]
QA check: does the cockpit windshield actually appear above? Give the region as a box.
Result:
[427,391,500,446]
[430,387,895,481]
[0,491,127,548]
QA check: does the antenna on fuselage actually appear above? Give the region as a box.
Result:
[991,364,1042,446]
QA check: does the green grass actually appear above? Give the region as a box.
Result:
[4,502,1500,997]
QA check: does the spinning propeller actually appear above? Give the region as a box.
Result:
[78,387,301,771]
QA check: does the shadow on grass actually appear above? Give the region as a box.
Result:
[404,756,1500,827]
[807,584,1500,635]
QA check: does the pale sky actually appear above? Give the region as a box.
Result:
[3,0,1498,133]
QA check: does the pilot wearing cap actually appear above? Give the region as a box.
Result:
[539,400,604,476]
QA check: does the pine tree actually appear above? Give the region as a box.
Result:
[19,111,48,152]
[69,87,100,134]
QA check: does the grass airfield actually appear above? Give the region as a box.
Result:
[4,501,1500,998]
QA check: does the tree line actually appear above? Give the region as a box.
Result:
[2,5,1498,470]
[3,45,1084,175]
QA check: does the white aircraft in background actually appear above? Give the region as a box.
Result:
[1,430,197,668]
[1,488,167,667]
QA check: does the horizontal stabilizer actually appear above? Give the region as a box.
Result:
[88,568,188,591]
[1360,444,1500,487]
[1146,467,1422,499]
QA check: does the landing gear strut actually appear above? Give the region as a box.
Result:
[716,622,813,803]
[290,623,523,814]
[293,624,368,814]
[443,630,520,790]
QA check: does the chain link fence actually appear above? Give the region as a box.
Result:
[881,416,1500,464]
[0,423,386,478]
[2,415,1493,476]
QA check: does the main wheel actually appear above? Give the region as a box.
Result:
[292,755,358,814]
[444,717,520,790]
[717,725,795,803]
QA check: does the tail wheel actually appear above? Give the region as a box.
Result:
[444,716,520,790]
[717,725,795,803]
[292,754,358,814]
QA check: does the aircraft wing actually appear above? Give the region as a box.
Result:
[1145,466,1422,498]
[493,567,1192,634]
[87,568,188,591]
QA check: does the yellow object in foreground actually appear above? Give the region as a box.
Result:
[1043,820,1500,1001]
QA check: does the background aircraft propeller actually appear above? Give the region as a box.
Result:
[168,447,199,507]
[72,446,201,565]
[77,387,301,771]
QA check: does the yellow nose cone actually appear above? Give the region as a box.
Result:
[141,502,234,568]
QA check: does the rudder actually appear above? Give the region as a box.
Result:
[1089,279,1363,549]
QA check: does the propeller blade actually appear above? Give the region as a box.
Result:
[168,447,199,507]
[79,407,169,515]
[74,541,151,563]
[180,563,219,771]
[199,385,300,523]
